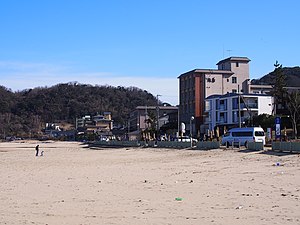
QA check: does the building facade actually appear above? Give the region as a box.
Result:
[76,112,113,135]
[178,57,251,136]
[205,93,274,133]
[128,105,178,140]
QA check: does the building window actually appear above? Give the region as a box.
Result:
[232,111,237,122]
[236,62,239,67]
[215,99,219,110]
[232,89,237,93]
[205,100,211,111]
[232,77,237,83]
[232,98,238,109]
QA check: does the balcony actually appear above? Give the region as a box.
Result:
[218,104,227,111]
[217,117,227,124]
[204,117,211,123]
[240,102,258,109]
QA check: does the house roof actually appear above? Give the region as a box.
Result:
[216,56,251,65]
[178,56,250,78]
[178,69,233,78]
[249,84,273,88]
[205,92,272,100]
[136,106,178,110]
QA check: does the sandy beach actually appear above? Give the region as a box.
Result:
[0,141,299,225]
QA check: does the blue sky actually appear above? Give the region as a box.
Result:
[0,0,299,105]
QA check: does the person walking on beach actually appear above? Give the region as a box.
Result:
[35,145,39,156]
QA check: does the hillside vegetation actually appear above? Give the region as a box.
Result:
[251,67,300,86]
[0,83,159,138]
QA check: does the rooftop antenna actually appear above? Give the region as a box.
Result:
[222,44,224,58]
[226,49,232,57]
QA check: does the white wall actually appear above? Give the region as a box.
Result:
[258,96,273,114]
[206,94,274,131]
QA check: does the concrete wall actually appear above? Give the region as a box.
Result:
[91,140,220,150]
[218,59,250,94]
[230,61,250,90]
[247,141,264,150]
[272,142,300,153]
[205,73,224,96]
[258,96,273,114]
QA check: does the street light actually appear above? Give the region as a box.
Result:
[190,116,194,147]
[156,94,161,140]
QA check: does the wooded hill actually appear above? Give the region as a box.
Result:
[251,67,300,86]
[0,83,159,138]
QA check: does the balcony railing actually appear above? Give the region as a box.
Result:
[217,117,227,124]
[217,104,227,111]
[240,103,258,109]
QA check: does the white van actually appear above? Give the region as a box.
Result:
[221,127,265,147]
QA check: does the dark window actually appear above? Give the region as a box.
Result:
[224,132,230,137]
[255,131,265,136]
[232,89,237,93]
[232,77,237,83]
[236,62,239,67]
[232,131,253,137]
[232,98,238,109]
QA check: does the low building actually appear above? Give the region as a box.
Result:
[128,105,178,140]
[76,112,113,135]
[205,93,273,134]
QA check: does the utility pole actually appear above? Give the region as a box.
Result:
[127,120,130,140]
[156,94,161,140]
[177,105,180,138]
[238,85,242,128]
[145,105,148,129]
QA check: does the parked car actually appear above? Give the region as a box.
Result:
[175,136,198,142]
[221,127,265,148]
[99,136,109,141]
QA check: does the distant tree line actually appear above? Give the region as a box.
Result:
[0,83,159,138]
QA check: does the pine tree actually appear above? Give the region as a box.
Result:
[271,61,287,114]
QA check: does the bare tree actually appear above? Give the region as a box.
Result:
[285,89,300,139]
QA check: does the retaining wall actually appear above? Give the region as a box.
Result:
[92,140,220,150]
[247,142,264,151]
[272,142,300,153]
[93,140,141,147]
[196,141,220,150]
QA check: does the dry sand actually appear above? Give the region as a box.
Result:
[0,141,299,225]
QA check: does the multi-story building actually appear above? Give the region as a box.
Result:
[76,112,113,135]
[178,57,251,136]
[205,93,273,132]
[128,105,178,140]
